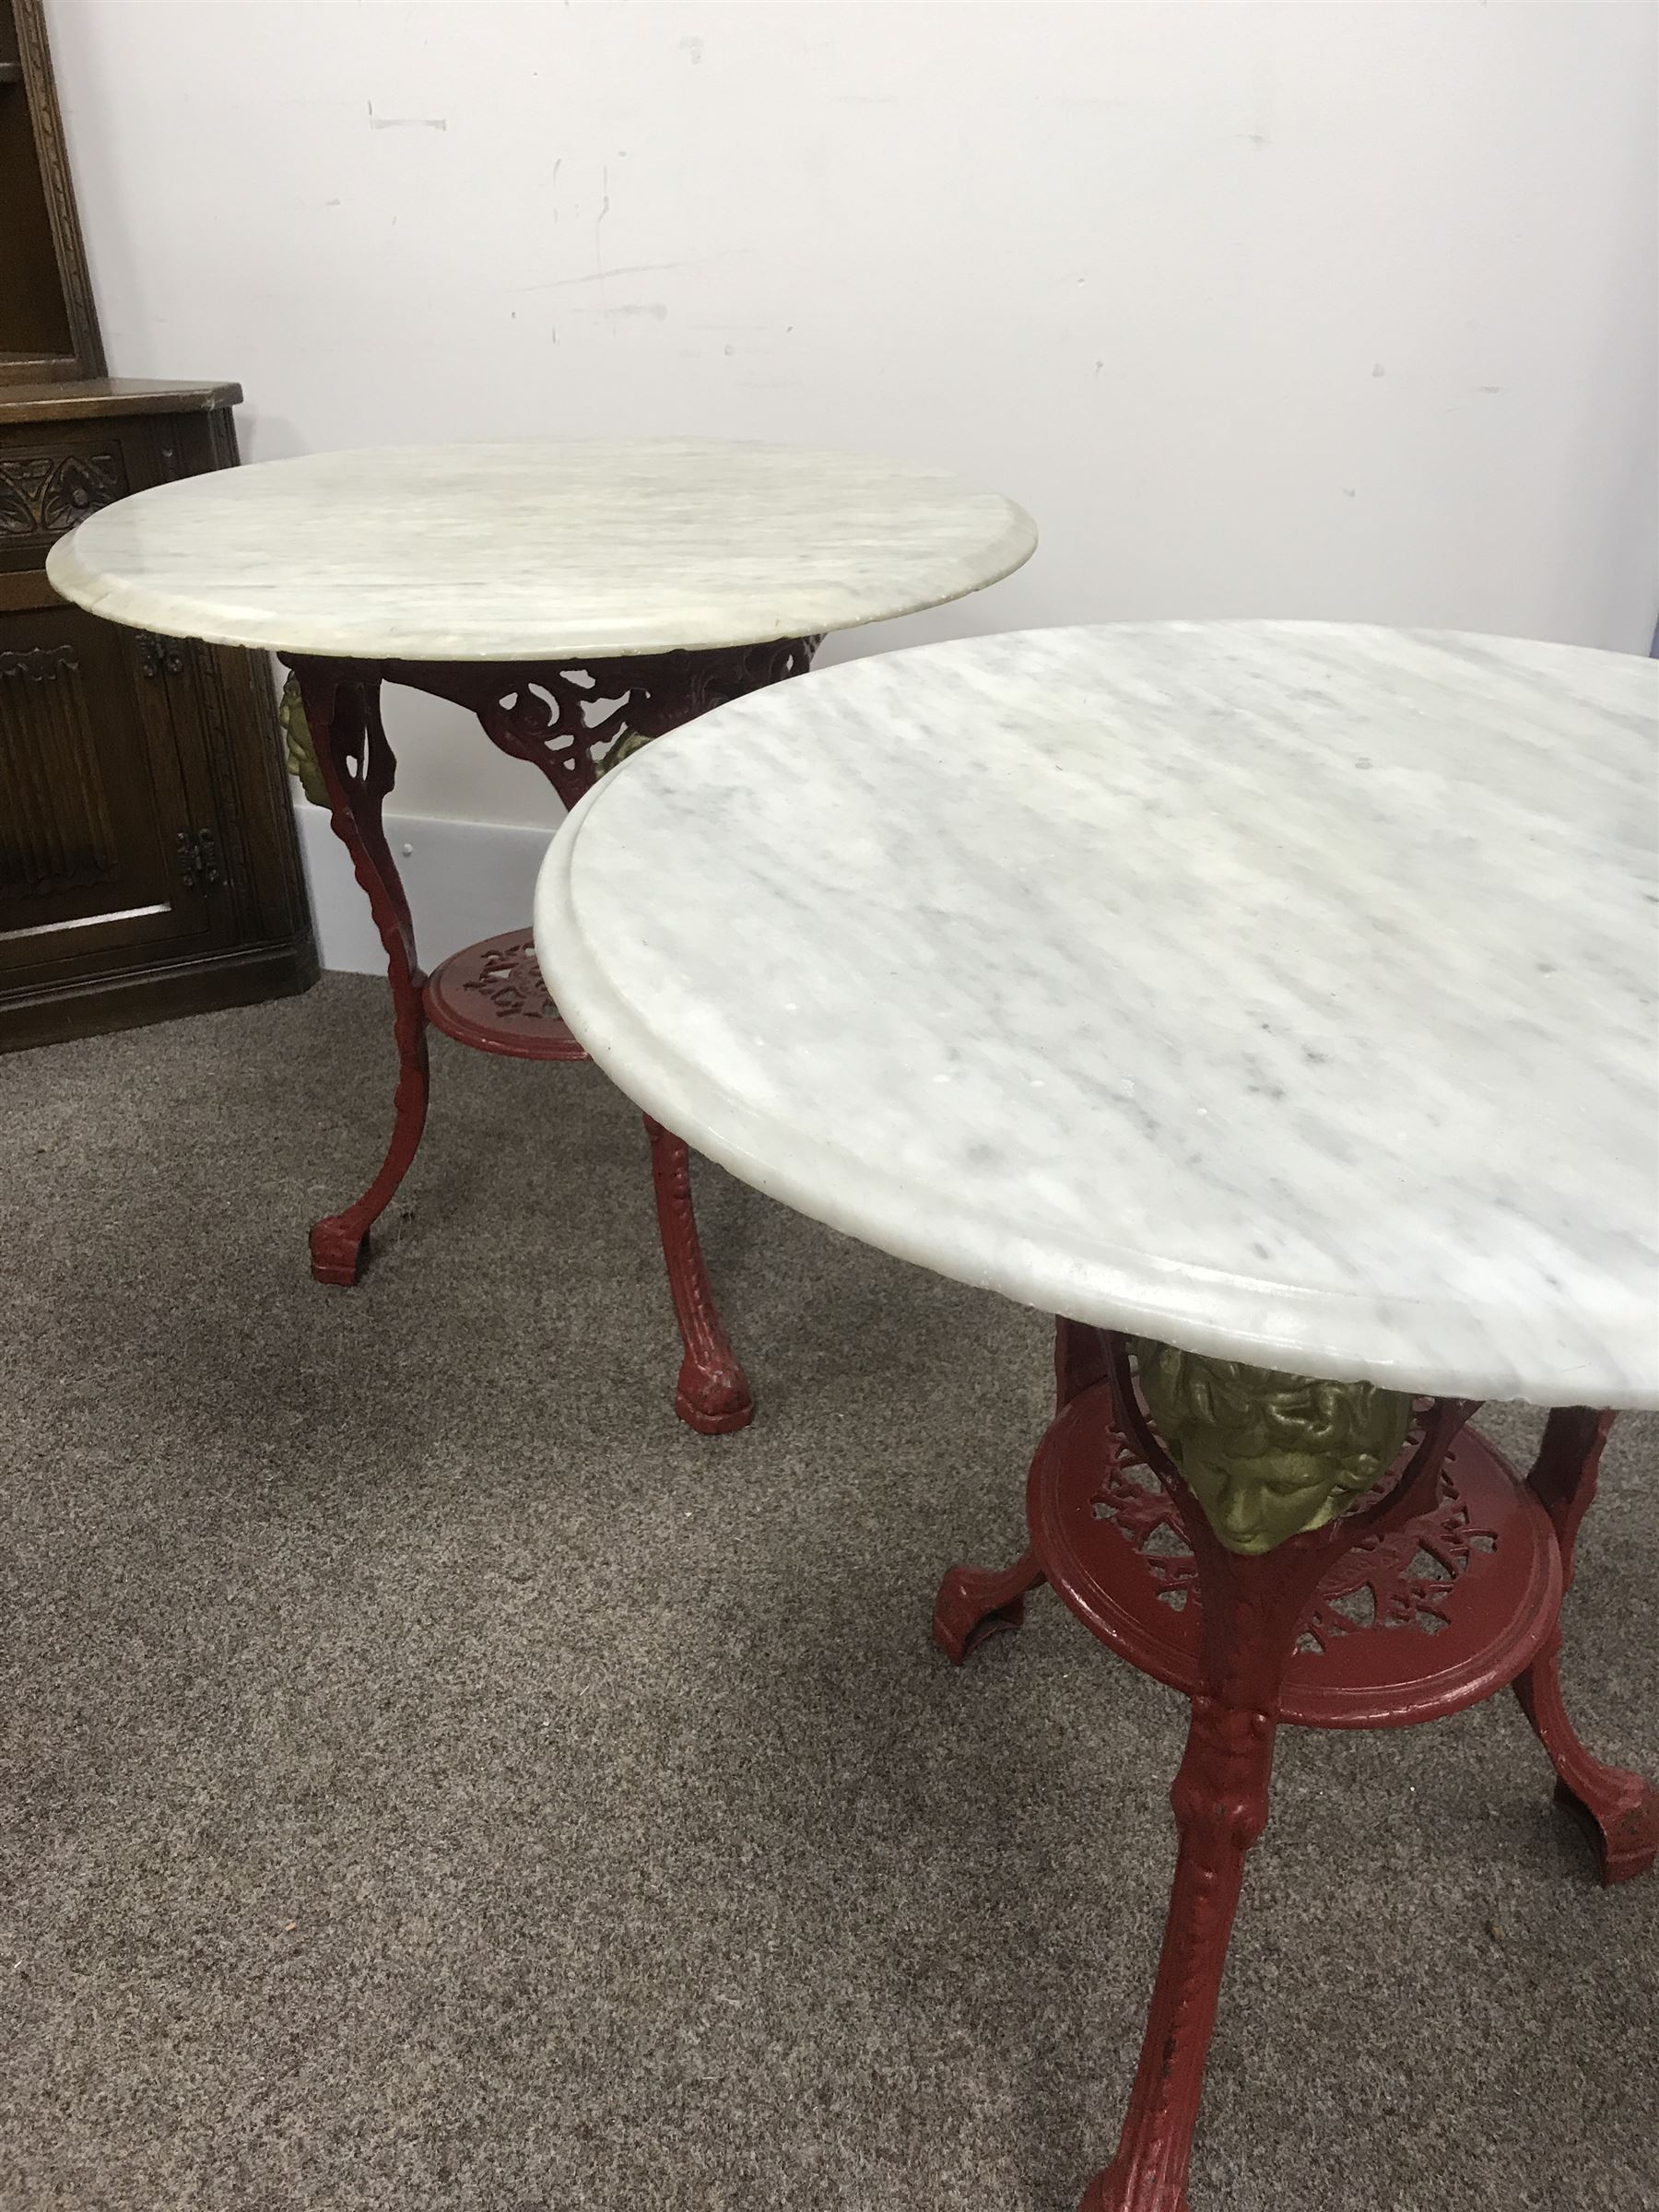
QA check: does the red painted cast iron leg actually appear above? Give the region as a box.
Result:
[932,1550,1046,1664]
[642,1114,754,1435]
[1055,1316,1114,1412]
[300,667,429,1286]
[1079,1549,1297,2212]
[1514,1407,1659,1885]
[930,1320,1112,1662]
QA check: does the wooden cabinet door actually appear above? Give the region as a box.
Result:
[0,395,314,1047]
[0,599,227,994]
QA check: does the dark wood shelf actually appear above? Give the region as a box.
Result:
[0,376,244,425]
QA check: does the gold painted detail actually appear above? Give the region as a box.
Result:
[277,672,329,806]
[599,725,657,775]
[1132,1340,1414,1556]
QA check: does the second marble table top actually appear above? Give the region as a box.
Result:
[534,620,1659,1409]
[46,438,1037,662]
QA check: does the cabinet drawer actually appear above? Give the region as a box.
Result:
[0,439,131,567]
[0,411,218,574]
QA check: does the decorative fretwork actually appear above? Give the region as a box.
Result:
[380,636,821,810]
[1088,1415,1500,1652]
[474,668,634,802]
[614,634,822,750]
[463,935,556,1025]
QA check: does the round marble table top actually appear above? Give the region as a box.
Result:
[534,619,1659,1408]
[45,438,1036,662]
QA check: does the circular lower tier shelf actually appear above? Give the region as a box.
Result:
[1030,1385,1560,1728]
[423,927,589,1062]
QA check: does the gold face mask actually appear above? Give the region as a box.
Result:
[1133,1341,1414,1556]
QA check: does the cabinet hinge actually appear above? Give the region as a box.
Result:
[175,829,223,890]
[136,631,187,680]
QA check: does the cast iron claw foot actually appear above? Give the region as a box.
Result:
[932,1551,1046,1664]
[1514,1407,1659,1887]
[674,1353,756,1437]
[310,1216,369,1287]
[644,1114,754,1436]
[1550,1774,1659,1887]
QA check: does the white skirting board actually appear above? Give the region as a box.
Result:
[295,800,557,974]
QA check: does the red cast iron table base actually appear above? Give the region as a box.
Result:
[935,1321,1659,2211]
[288,641,817,1433]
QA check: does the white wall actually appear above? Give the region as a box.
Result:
[50,0,1659,841]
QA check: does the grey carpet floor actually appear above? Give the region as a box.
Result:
[1,973,1655,2212]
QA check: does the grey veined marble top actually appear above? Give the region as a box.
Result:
[45,438,1036,661]
[535,620,1659,1408]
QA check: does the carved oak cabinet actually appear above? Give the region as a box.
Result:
[1,0,313,1045]
[0,382,316,1048]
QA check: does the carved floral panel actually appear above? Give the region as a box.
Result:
[0,452,127,545]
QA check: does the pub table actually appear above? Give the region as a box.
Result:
[47,439,1034,1430]
[531,619,1659,2206]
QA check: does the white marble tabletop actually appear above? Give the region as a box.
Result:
[534,620,1659,1408]
[45,438,1036,662]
